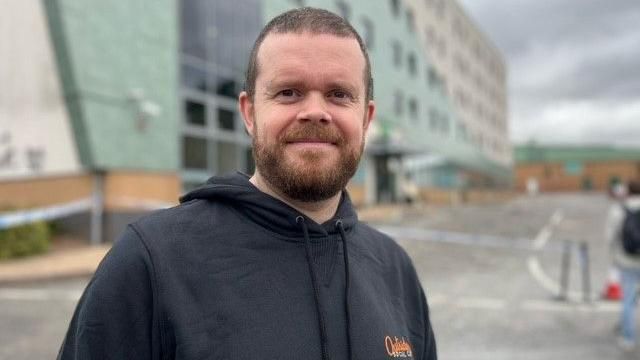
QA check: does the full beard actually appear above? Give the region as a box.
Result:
[252,122,364,202]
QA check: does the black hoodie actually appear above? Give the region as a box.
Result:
[59,173,437,360]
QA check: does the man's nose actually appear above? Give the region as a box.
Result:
[296,93,332,124]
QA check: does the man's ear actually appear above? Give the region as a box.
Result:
[363,100,376,133]
[239,91,255,138]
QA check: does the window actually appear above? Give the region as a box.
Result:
[428,107,438,130]
[183,136,207,169]
[215,140,238,174]
[244,147,255,174]
[390,0,400,17]
[392,40,402,68]
[217,108,235,130]
[407,53,417,75]
[180,0,207,59]
[361,17,375,49]
[427,67,439,88]
[408,98,418,119]
[212,75,238,98]
[185,100,206,126]
[181,64,206,91]
[394,90,404,116]
[336,1,351,21]
[406,9,415,31]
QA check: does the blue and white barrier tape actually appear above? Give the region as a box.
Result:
[0,198,93,230]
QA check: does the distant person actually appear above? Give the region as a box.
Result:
[57,7,437,360]
[605,180,640,350]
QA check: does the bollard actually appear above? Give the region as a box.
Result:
[556,240,591,302]
[557,240,572,301]
[578,242,591,303]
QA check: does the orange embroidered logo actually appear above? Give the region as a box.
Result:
[384,335,413,358]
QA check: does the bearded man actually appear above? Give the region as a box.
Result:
[59,7,437,360]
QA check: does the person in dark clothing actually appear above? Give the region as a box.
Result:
[58,7,437,360]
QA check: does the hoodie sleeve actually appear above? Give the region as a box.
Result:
[57,225,162,360]
[420,287,437,360]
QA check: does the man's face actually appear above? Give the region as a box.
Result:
[239,32,375,202]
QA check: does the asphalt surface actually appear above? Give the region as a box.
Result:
[1,193,638,359]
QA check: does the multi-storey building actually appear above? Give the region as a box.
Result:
[406,0,511,169]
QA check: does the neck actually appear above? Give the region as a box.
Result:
[249,172,341,224]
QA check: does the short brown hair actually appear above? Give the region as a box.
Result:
[244,7,373,102]
[628,180,640,195]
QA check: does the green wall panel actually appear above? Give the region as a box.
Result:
[44,0,179,171]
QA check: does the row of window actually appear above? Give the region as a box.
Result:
[185,100,236,131]
[182,135,254,174]
[389,0,416,32]
[453,86,505,132]
[180,0,261,184]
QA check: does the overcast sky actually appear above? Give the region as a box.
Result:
[458,0,640,147]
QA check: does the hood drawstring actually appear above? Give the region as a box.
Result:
[336,220,353,360]
[297,216,330,360]
[296,216,353,360]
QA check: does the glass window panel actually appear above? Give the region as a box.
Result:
[217,108,235,130]
[210,74,238,98]
[245,147,255,175]
[408,53,417,75]
[180,0,207,59]
[183,136,207,169]
[216,141,238,174]
[181,64,207,91]
[185,100,206,126]
[390,0,400,17]
[336,1,351,21]
[409,98,418,119]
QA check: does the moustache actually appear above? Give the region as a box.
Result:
[280,124,344,145]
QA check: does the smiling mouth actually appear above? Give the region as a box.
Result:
[286,139,337,145]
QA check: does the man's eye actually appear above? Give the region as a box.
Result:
[279,89,296,97]
[331,90,351,99]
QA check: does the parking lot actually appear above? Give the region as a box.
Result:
[1,193,638,359]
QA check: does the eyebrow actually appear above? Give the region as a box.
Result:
[264,78,360,96]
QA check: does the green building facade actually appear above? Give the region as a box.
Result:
[31,0,510,206]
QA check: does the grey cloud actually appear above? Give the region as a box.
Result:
[459,0,640,146]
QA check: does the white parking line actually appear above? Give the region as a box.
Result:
[525,209,592,301]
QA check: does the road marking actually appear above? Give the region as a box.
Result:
[0,288,82,302]
[525,209,592,302]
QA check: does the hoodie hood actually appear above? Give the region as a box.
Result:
[180,172,358,239]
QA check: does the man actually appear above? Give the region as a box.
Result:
[59,7,437,360]
[606,180,640,351]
